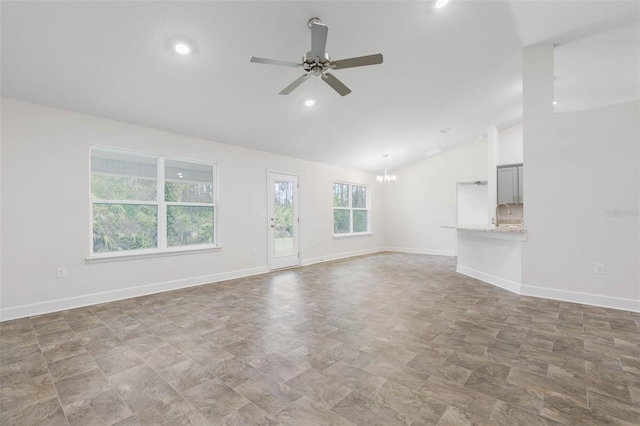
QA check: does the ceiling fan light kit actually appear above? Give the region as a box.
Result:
[250,18,383,96]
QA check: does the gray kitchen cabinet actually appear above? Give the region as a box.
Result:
[497,164,523,204]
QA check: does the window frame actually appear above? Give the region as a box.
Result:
[89,145,218,260]
[333,181,371,237]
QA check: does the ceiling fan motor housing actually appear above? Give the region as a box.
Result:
[303,52,331,75]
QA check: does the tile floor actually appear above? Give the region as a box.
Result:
[1,252,639,425]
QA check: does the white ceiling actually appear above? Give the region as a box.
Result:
[2,1,638,173]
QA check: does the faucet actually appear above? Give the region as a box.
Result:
[495,203,511,226]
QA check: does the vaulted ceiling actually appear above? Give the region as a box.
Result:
[2,1,638,173]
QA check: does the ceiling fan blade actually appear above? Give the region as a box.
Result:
[310,23,328,59]
[279,74,311,95]
[250,56,301,68]
[321,73,351,96]
[330,53,383,70]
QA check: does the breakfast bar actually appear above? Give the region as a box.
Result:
[442,225,526,294]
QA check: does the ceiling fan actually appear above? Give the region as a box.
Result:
[250,18,383,96]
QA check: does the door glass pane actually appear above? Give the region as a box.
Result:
[92,204,158,253]
[333,183,349,207]
[274,181,294,257]
[167,206,214,247]
[353,210,368,233]
[334,209,350,234]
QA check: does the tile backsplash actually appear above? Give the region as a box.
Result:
[497,204,523,224]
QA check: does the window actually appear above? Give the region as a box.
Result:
[91,147,216,255]
[333,182,370,235]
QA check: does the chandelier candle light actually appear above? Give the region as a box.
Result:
[376,154,397,184]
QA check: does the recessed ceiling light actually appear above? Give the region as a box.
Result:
[553,100,558,105]
[434,0,450,9]
[425,148,443,156]
[174,43,191,55]
[304,99,316,107]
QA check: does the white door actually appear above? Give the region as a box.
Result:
[268,172,299,270]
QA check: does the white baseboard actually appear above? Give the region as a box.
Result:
[301,247,385,266]
[4,252,637,321]
[521,284,640,313]
[0,266,269,322]
[456,264,522,294]
[2,248,387,321]
[384,247,455,256]
[456,265,639,313]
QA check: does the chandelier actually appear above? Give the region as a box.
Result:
[376,154,397,185]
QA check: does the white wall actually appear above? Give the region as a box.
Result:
[499,123,523,165]
[0,98,385,320]
[457,182,488,226]
[521,44,639,311]
[384,138,488,255]
[4,68,638,319]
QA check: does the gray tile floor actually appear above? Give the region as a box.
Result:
[1,252,639,425]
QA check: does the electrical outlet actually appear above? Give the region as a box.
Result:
[594,263,605,274]
[251,248,257,256]
[56,267,66,278]
[312,241,317,248]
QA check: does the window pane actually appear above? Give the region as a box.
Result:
[334,209,350,234]
[333,183,349,207]
[91,149,157,201]
[353,210,368,233]
[165,160,214,203]
[352,185,367,209]
[167,206,214,247]
[92,175,157,201]
[93,204,158,253]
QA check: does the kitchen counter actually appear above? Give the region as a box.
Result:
[442,225,526,233]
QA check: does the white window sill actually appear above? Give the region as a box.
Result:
[86,245,221,263]
[333,232,373,239]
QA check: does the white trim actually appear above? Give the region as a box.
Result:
[0,266,269,322]
[456,264,522,294]
[90,145,218,255]
[521,284,640,313]
[333,181,371,235]
[4,250,638,321]
[267,170,301,271]
[86,245,221,263]
[333,232,373,239]
[456,179,490,184]
[301,247,385,266]
[456,265,639,313]
[157,157,167,250]
[384,247,455,256]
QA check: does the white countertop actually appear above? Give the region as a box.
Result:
[442,225,526,233]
